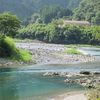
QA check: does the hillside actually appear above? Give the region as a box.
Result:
[72,0,100,25]
[0,0,82,20]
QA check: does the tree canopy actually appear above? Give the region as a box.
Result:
[40,5,73,24]
[0,12,21,37]
[72,0,100,25]
[0,0,82,20]
[18,20,100,45]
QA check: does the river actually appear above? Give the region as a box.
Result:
[0,46,100,100]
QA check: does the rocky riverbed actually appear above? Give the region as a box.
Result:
[0,42,99,67]
[16,42,98,64]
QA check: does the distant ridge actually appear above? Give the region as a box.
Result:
[0,0,82,19]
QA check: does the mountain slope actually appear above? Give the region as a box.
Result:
[72,0,100,25]
[0,0,82,19]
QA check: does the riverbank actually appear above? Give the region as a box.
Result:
[50,91,86,100]
[0,58,36,68]
[16,42,99,64]
[0,42,99,67]
[53,91,86,100]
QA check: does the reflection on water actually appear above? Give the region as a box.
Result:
[0,62,100,100]
[0,69,19,100]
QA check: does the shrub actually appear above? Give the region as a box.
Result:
[0,34,34,61]
[0,34,15,57]
[86,88,100,100]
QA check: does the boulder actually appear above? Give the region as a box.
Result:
[43,72,59,76]
[79,70,100,75]
[92,71,100,75]
[60,71,86,77]
[59,72,69,77]
[79,70,91,75]
[64,79,74,84]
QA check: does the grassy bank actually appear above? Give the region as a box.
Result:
[10,48,34,61]
[63,49,83,55]
[0,35,34,62]
[65,44,100,48]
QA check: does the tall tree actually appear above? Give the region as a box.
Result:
[0,12,21,37]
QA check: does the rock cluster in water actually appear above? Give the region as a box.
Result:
[43,70,100,88]
[75,77,100,88]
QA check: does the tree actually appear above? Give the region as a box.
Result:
[93,26,100,41]
[40,5,61,24]
[92,12,100,25]
[63,24,83,44]
[0,12,21,37]
[29,13,39,24]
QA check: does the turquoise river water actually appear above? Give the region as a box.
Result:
[0,49,100,100]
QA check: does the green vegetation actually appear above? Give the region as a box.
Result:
[13,38,38,43]
[10,48,34,61]
[36,56,41,59]
[0,12,21,37]
[0,34,34,61]
[0,12,34,62]
[52,53,61,57]
[72,0,100,25]
[0,0,100,26]
[40,5,73,24]
[63,49,83,55]
[0,0,82,20]
[86,88,100,100]
[65,44,100,48]
[65,45,74,48]
[1,0,100,62]
[18,22,100,45]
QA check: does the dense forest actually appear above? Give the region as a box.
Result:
[1,0,100,25]
[18,20,100,45]
[17,0,100,45]
[0,0,82,20]
[21,0,100,25]
[72,0,100,25]
[0,0,100,46]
